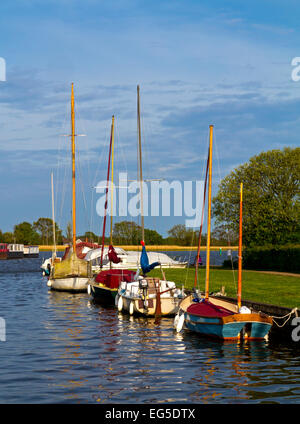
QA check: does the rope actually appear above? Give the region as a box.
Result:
[271,307,299,328]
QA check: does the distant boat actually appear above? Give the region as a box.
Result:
[0,243,24,259]
[175,125,273,340]
[85,247,187,271]
[23,246,39,258]
[47,84,92,292]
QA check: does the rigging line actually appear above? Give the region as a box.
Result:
[74,101,94,237]
[58,136,71,232]
[55,99,69,226]
[194,146,210,291]
[90,125,109,240]
[76,145,90,232]
[214,133,237,294]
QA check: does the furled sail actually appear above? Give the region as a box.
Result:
[51,249,91,279]
[108,244,121,264]
[140,241,160,274]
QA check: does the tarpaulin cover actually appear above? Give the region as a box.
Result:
[108,245,121,264]
[52,250,90,278]
[95,269,136,289]
[187,300,234,318]
[62,242,101,260]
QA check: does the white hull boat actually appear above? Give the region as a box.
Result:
[84,247,187,272]
[47,276,89,292]
[116,277,184,317]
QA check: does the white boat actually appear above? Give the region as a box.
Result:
[47,83,92,292]
[116,276,184,316]
[116,86,185,317]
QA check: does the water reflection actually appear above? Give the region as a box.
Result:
[0,267,299,403]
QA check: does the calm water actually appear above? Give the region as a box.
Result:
[0,256,299,404]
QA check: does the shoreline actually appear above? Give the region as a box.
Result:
[38,244,238,252]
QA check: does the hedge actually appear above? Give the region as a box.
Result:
[242,245,300,273]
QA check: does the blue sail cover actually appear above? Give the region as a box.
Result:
[140,242,160,274]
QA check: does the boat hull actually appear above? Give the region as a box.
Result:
[118,294,180,317]
[178,295,272,340]
[89,283,118,305]
[47,277,89,292]
[185,311,272,340]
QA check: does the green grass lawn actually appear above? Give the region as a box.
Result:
[149,267,300,309]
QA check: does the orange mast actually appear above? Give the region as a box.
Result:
[71,83,76,252]
[205,125,214,300]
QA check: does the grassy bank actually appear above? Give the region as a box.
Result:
[149,267,300,309]
[39,245,238,252]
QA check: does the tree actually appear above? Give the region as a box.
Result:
[14,222,40,245]
[212,147,300,247]
[113,221,142,245]
[2,232,14,243]
[33,218,63,245]
[112,221,164,245]
[167,224,198,246]
[79,231,99,243]
[144,228,164,245]
[65,222,72,243]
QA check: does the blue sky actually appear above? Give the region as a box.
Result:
[0,0,299,238]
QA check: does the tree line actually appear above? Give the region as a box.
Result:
[0,219,234,247]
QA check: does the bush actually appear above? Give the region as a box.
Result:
[243,245,300,273]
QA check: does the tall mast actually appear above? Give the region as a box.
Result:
[110,116,115,245]
[237,182,243,309]
[205,125,214,300]
[194,149,209,288]
[51,172,57,258]
[100,115,114,268]
[71,83,76,252]
[137,85,144,242]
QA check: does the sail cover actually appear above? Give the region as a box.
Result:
[140,241,160,274]
[52,249,90,279]
[108,245,121,264]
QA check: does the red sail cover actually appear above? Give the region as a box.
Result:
[187,301,234,318]
[95,269,136,289]
[108,245,121,264]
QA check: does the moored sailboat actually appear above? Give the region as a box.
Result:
[175,125,273,340]
[47,83,92,292]
[87,115,135,304]
[116,85,185,317]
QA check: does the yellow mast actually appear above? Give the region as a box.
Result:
[71,83,76,252]
[205,125,214,300]
[237,182,243,309]
[110,115,115,245]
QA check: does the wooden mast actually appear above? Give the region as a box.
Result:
[194,150,209,288]
[137,85,144,242]
[110,116,115,245]
[51,172,57,259]
[205,125,214,300]
[237,182,243,309]
[71,83,76,252]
